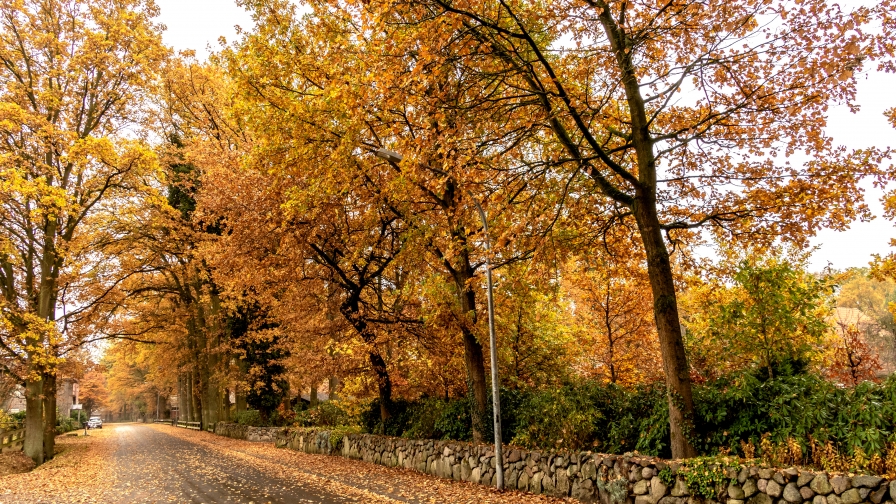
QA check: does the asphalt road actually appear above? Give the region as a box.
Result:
[2,423,563,504]
[110,424,353,504]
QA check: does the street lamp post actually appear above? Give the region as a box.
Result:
[374,148,504,490]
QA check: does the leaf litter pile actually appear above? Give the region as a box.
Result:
[0,423,571,503]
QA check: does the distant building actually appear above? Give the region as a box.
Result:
[57,378,79,419]
[1,386,25,413]
[1,378,79,417]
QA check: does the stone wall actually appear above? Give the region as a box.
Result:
[213,422,285,443]
[273,427,896,504]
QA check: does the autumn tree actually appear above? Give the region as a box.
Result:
[78,369,108,418]
[0,0,165,463]
[835,269,896,371]
[224,0,570,441]
[683,255,833,380]
[348,0,892,457]
[564,253,663,386]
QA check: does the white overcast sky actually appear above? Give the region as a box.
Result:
[154,0,896,272]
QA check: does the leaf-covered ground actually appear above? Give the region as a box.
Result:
[0,424,571,503]
[0,450,34,478]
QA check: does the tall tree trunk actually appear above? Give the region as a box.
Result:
[42,371,56,460]
[24,377,44,465]
[455,265,488,444]
[310,381,319,406]
[190,371,201,423]
[328,376,339,401]
[340,299,392,422]
[369,352,392,422]
[633,201,697,459]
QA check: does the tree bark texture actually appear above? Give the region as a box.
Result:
[24,378,44,465]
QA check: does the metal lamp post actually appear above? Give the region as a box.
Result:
[374,148,504,490]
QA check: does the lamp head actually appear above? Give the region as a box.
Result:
[374,148,404,163]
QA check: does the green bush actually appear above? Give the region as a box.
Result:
[350,370,896,471]
[233,409,263,426]
[55,415,79,434]
[295,401,355,427]
[433,398,473,441]
[694,370,896,458]
[508,382,669,455]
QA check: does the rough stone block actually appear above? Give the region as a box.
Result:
[797,472,816,487]
[800,486,815,500]
[759,469,775,480]
[471,467,482,485]
[811,474,834,495]
[891,481,896,502]
[729,483,746,500]
[583,461,597,480]
[643,467,656,480]
[758,479,769,493]
[830,476,850,495]
[651,476,669,504]
[811,495,827,504]
[766,480,783,498]
[738,468,750,484]
[634,479,650,495]
[743,479,758,498]
[573,478,595,501]
[672,479,689,497]
[839,488,860,504]
[860,488,872,500]
[747,493,773,504]
[658,497,686,504]
[773,473,787,485]
[542,474,555,494]
[461,459,472,481]
[853,476,884,488]
[517,471,529,492]
[871,486,889,504]
[782,483,801,503]
[728,501,745,504]
[557,471,570,497]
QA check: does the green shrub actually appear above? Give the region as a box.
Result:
[434,398,473,441]
[295,401,355,427]
[402,398,448,440]
[55,415,78,434]
[234,409,263,426]
[694,370,896,459]
[348,370,896,472]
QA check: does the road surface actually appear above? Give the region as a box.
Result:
[110,423,354,503]
[0,423,564,504]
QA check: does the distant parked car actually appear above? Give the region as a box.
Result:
[86,416,103,429]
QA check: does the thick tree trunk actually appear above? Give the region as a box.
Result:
[328,376,339,401]
[42,372,56,460]
[340,299,393,422]
[633,201,697,459]
[455,266,488,444]
[310,381,319,406]
[190,372,201,423]
[461,325,488,442]
[24,377,44,465]
[369,352,393,422]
